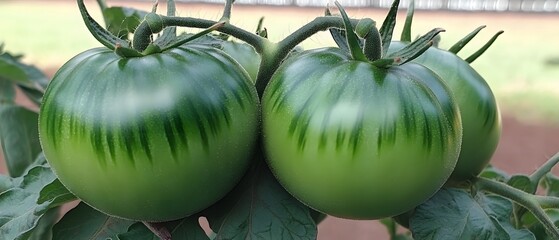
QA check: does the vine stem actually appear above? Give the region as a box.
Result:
[257,16,377,96]
[134,16,266,53]
[220,0,234,22]
[529,152,559,183]
[475,177,559,238]
[132,13,376,97]
[143,221,172,240]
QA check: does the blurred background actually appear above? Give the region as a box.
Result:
[1,0,559,239]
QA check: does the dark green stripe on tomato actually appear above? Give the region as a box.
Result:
[390,41,501,182]
[39,44,259,221]
[262,47,461,220]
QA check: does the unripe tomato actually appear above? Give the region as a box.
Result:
[39,44,260,221]
[219,41,261,82]
[262,48,462,220]
[390,42,502,182]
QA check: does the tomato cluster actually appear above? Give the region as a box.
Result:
[38,3,500,223]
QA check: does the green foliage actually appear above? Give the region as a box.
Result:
[0,163,77,240]
[102,7,148,40]
[0,105,41,177]
[410,188,535,239]
[0,47,47,178]
[203,162,317,240]
[52,202,136,239]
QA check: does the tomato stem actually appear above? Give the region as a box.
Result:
[362,24,382,61]
[475,177,559,239]
[530,152,559,185]
[153,0,177,47]
[255,15,381,96]
[535,195,559,209]
[130,6,381,96]
[132,15,266,53]
[220,0,234,22]
[143,221,172,240]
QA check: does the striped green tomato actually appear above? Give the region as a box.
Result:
[262,48,462,220]
[39,44,259,221]
[220,41,261,82]
[390,42,502,182]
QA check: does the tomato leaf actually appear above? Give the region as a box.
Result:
[507,175,537,194]
[204,161,317,240]
[0,48,46,106]
[380,218,413,240]
[16,85,44,107]
[479,164,510,182]
[27,208,59,240]
[0,78,15,104]
[0,165,74,240]
[0,50,48,91]
[102,7,148,40]
[52,202,136,239]
[521,209,559,240]
[410,188,535,240]
[37,179,76,206]
[542,174,559,197]
[0,105,41,177]
[0,54,29,86]
[117,223,161,240]
[507,174,538,222]
[0,174,12,193]
[54,203,210,240]
[117,218,209,240]
[163,218,209,240]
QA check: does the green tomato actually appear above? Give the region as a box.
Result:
[262,47,462,220]
[219,41,261,82]
[390,42,502,182]
[189,34,261,82]
[39,44,260,221]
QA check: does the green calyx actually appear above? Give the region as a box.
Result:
[399,0,503,63]
[329,0,442,68]
[78,0,223,58]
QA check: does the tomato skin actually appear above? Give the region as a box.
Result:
[262,48,462,220]
[390,42,502,182]
[219,41,261,82]
[39,44,259,221]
